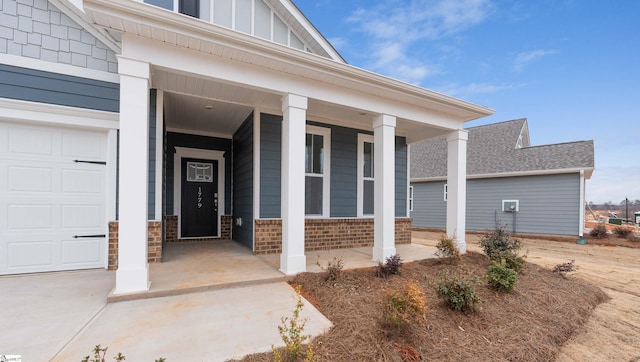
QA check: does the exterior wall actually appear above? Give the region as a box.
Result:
[411,173,581,235]
[163,215,232,242]
[165,132,232,215]
[107,221,163,270]
[148,89,157,220]
[232,115,254,248]
[165,215,178,243]
[0,64,119,111]
[260,113,409,218]
[0,0,118,73]
[254,218,412,254]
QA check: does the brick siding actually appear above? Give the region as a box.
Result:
[165,215,232,242]
[254,217,412,255]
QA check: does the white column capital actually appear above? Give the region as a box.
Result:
[373,114,396,129]
[446,129,468,142]
[281,93,308,112]
[116,56,150,80]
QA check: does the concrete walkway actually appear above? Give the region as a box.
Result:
[0,241,436,361]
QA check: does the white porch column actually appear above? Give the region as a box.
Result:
[372,114,396,262]
[115,56,151,294]
[280,94,307,275]
[446,129,468,253]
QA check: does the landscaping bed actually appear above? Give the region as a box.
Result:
[239,251,608,361]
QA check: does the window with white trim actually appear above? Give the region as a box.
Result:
[357,134,374,216]
[409,186,414,212]
[305,126,330,216]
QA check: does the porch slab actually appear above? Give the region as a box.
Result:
[259,243,438,272]
[108,240,286,303]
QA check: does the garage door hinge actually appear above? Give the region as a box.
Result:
[74,160,107,165]
[73,234,106,238]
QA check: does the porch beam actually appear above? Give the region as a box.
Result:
[446,129,468,253]
[372,114,396,262]
[115,56,151,294]
[280,94,307,275]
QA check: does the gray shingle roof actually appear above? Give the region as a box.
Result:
[410,119,595,179]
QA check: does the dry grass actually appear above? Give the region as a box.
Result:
[239,251,608,361]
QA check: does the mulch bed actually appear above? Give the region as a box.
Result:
[239,252,609,361]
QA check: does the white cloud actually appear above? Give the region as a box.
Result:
[512,49,557,72]
[346,0,494,84]
[434,81,521,98]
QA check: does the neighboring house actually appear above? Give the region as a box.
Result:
[410,119,594,237]
[0,0,493,293]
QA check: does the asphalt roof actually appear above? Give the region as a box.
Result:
[410,119,595,179]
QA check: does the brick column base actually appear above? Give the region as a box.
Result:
[107,220,164,270]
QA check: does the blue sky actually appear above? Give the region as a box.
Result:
[293,0,639,204]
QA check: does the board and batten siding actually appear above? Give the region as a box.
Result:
[410,173,581,236]
[232,114,254,248]
[259,113,409,218]
[0,64,119,112]
[165,132,232,215]
[147,89,157,220]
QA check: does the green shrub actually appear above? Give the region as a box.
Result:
[436,269,481,312]
[376,254,403,278]
[485,262,518,292]
[316,256,344,282]
[614,226,632,238]
[479,225,525,272]
[273,286,317,362]
[589,223,609,239]
[81,346,166,362]
[435,235,461,264]
[382,282,427,328]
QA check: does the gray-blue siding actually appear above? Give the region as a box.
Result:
[0,64,119,112]
[165,132,233,215]
[148,89,157,220]
[410,173,581,235]
[232,115,254,248]
[259,113,408,218]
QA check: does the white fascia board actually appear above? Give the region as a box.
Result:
[50,0,121,53]
[0,97,119,130]
[0,53,119,83]
[83,0,493,123]
[410,167,595,183]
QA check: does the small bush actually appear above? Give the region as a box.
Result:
[316,256,344,282]
[435,235,461,264]
[553,260,578,277]
[613,226,632,238]
[382,282,427,328]
[273,286,317,362]
[376,254,403,278]
[589,223,609,239]
[81,345,165,362]
[436,269,481,312]
[485,261,518,292]
[479,225,525,272]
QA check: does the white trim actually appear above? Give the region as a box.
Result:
[357,133,374,217]
[305,124,331,217]
[0,97,119,130]
[173,147,226,238]
[579,170,585,237]
[252,109,261,249]
[411,167,595,183]
[106,129,118,268]
[409,185,414,212]
[502,199,519,212]
[406,146,411,216]
[0,53,119,84]
[166,126,233,140]
[443,184,448,202]
[154,90,164,220]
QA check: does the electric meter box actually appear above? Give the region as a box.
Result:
[502,200,519,212]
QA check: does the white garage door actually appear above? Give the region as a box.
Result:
[0,122,108,275]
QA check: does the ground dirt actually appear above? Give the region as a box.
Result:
[237,231,640,361]
[415,231,640,361]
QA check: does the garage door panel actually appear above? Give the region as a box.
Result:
[7,240,54,268]
[62,205,102,229]
[8,204,53,230]
[8,166,53,192]
[62,131,106,159]
[62,239,102,265]
[8,126,55,156]
[62,169,103,194]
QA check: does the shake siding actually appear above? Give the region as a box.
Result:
[165,132,232,215]
[232,115,254,248]
[411,173,581,235]
[0,64,119,111]
[259,113,282,218]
